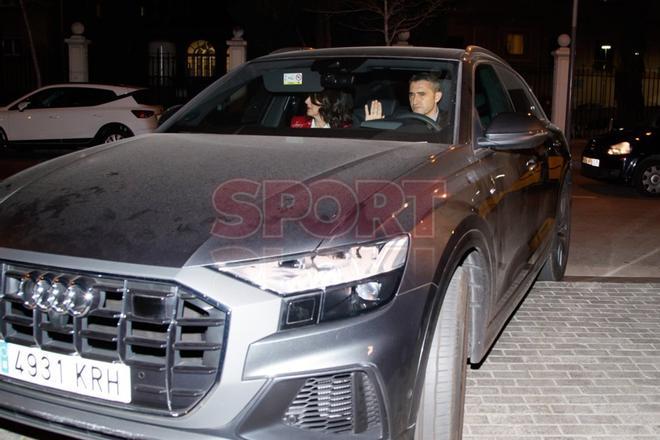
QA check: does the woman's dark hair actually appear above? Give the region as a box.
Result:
[311,90,353,128]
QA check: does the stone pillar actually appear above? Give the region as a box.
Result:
[394,30,410,46]
[64,22,91,83]
[552,34,571,133]
[226,27,247,72]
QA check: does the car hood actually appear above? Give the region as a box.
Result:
[0,133,446,268]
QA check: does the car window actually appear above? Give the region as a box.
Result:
[164,57,459,144]
[12,87,118,109]
[129,89,159,106]
[14,88,69,109]
[474,64,513,129]
[494,66,545,120]
[198,77,271,129]
[64,88,118,106]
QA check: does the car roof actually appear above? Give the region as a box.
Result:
[36,83,144,95]
[256,45,505,64]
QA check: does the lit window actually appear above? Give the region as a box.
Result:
[506,34,525,56]
[187,40,216,78]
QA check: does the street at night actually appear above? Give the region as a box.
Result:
[1,0,660,439]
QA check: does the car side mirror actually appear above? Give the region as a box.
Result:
[477,112,548,150]
[17,101,30,112]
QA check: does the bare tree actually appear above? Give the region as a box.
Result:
[19,0,42,87]
[313,0,448,46]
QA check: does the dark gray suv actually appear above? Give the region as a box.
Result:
[0,46,570,440]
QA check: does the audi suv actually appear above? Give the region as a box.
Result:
[0,46,571,439]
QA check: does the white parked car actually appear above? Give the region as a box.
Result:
[0,83,163,149]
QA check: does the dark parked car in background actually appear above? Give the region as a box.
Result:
[0,46,571,439]
[581,117,660,196]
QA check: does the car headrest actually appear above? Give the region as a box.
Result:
[438,79,453,112]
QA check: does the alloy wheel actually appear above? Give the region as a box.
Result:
[0,129,7,150]
[104,133,125,143]
[640,165,660,195]
[555,192,570,269]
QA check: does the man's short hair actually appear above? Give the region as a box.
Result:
[409,72,442,92]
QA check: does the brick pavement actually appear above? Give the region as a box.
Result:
[464,281,660,439]
[0,281,658,439]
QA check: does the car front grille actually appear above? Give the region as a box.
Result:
[282,371,382,436]
[0,262,229,415]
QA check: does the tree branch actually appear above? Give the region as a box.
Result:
[309,0,448,46]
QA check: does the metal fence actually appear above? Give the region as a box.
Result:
[521,67,660,139]
[147,53,221,108]
[570,68,660,139]
[518,68,554,119]
[571,67,616,139]
[642,70,660,107]
[0,55,35,105]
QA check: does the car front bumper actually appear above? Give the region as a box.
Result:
[580,153,636,182]
[0,249,432,440]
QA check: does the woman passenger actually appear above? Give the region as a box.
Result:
[291,90,353,128]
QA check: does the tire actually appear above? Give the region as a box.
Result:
[0,128,8,151]
[95,125,132,145]
[415,265,469,440]
[633,159,660,197]
[538,176,572,281]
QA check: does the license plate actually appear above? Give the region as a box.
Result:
[582,156,600,167]
[0,340,131,403]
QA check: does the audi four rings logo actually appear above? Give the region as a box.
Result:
[17,273,101,317]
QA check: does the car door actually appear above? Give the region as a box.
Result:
[493,65,563,265]
[53,87,120,140]
[6,88,70,141]
[473,63,551,308]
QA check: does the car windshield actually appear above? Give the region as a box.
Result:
[163,56,459,143]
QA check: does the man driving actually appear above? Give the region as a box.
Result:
[364,72,446,125]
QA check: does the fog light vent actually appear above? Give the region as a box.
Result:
[282,371,382,435]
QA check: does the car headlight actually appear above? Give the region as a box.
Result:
[607,141,631,155]
[216,235,409,329]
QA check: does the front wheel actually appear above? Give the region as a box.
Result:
[415,266,469,440]
[0,128,8,151]
[538,175,572,281]
[95,125,133,145]
[634,159,660,197]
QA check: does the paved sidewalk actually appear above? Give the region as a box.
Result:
[0,281,658,439]
[464,281,660,439]
[566,140,660,279]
